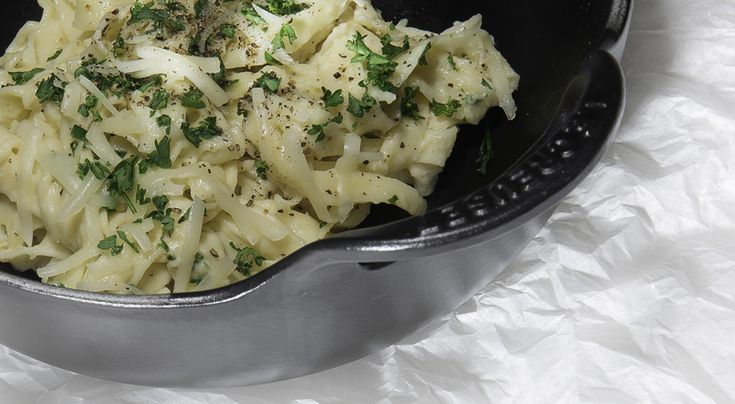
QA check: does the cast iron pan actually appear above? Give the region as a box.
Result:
[0,0,632,387]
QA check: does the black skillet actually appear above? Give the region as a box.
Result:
[0,0,632,387]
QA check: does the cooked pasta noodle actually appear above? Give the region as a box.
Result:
[0,0,518,293]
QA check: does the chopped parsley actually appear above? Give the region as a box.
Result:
[157,114,172,135]
[321,87,344,108]
[128,1,186,35]
[158,238,170,252]
[307,113,343,142]
[482,78,493,90]
[418,42,432,65]
[241,5,265,25]
[146,195,175,235]
[108,157,140,213]
[264,52,281,65]
[347,32,398,93]
[447,54,458,71]
[113,36,127,57]
[178,207,191,223]
[263,0,309,16]
[148,89,169,115]
[272,24,297,50]
[220,23,237,39]
[10,68,45,85]
[388,195,399,205]
[70,125,88,143]
[229,242,265,276]
[477,126,493,176]
[78,94,101,121]
[182,116,223,147]
[380,34,409,59]
[430,98,462,117]
[255,159,269,180]
[400,86,424,121]
[35,74,65,103]
[77,159,111,180]
[97,235,123,256]
[117,230,140,253]
[253,71,281,94]
[210,56,237,88]
[179,88,206,109]
[47,49,63,62]
[139,136,172,173]
[136,186,151,205]
[194,0,208,18]
[347,93,376,118]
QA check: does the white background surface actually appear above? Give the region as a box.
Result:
[2,0,735,402]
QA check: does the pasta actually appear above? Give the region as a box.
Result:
[0,0,519,294]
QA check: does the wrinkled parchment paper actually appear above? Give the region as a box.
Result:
[2,0,735,402]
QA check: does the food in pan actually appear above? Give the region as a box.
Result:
[0,0,518,293]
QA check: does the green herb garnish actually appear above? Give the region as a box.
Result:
[380,34,409,59]
[194,0,208,17]
[447,54,458,71]
[346,93,376,118]
[347,32,397,93]
[253,71,281,94]
[77,159,111,180]
[97,235,122,256]
[117,230,140,253]
[10,68,45,85]
[229,242,265,276]
[241,5,265,25]
[139,136,172,173]
[255,159,269,180]
[35,74,65,103]
[182,116,223,147]
[145,195,175,236]
[78,94,101,121]
[47,49,63,62]
[272,24,297,50]
[477,126,493,175]
[263,0,309,16]
[401,86,424,121]
[71,125,88,143]
[108,157,140,213]
[157,114,172,135]
[321,87,344,108]
[128,1,186,35]
[180,88,206,109]
[430,98,462,117]
[149,89,169,115]
[220,23,237,39]
[307,113,343,142]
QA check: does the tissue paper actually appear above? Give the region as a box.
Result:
[1,0,734,402]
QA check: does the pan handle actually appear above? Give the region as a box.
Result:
[602,0,634,61]
[317,49,627,265]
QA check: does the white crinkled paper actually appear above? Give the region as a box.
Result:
[1,0,735,402]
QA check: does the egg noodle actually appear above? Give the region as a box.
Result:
[0,0,518,294]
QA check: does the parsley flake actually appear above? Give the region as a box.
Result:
[347,93,376,118]
[229,242,265,276]
[180,88,206,109]
[430,98,462,117]
[401,86,424,121]
[10,68,45,85]
[321,87,344,108]
[182,117,223,147]
[253,71,281,94]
